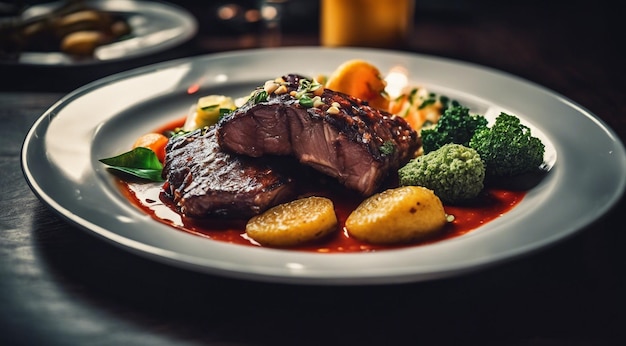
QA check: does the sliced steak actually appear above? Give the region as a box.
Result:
[217,74,420,196]
[162,126,297,218]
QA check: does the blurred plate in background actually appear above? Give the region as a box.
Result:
[2,0,197,65]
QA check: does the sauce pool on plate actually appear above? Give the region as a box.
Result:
[117,179,525,253]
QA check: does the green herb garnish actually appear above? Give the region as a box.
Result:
[99,147,164,181]
[380,141,395,156]
[295,78,322,100]
[299,95,314,108]
[201,104,219,111]
[418,98,437,110]
[219,108,233,120]
[252,90,269,104]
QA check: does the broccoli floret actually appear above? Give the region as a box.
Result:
[398,143,485,204]
[469,112,545,177]
[421,105,488,154]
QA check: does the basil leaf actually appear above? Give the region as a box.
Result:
[99,147,164,181]
[105,166,164,181]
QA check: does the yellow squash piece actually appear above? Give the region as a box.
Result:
[183,94,236,131]
[246,196,338,247]
[325,59,390,111]
[345,186,447,244]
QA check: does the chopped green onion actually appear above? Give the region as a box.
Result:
[299,95,314,108]
[252,90,268,104]
[200,104,219,111]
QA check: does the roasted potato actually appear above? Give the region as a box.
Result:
[246,196,338,247]
[345,186,447,244]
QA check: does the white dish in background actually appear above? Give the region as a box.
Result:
[21,47,626,285]
[7,0,197,65]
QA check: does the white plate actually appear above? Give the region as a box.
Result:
[21,47,626,285]
[6,0,197,65]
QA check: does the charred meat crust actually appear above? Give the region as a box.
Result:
[161,126,297,218]
[217,74,420,196]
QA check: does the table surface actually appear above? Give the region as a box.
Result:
[1,1,625,345]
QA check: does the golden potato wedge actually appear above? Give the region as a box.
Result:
[246,196,338,247]
[183,94,236,131]
[345,186,447,244]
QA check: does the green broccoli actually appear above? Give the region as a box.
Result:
[398,143,485,204]
[421,105,488,154]
[469,112,545,177]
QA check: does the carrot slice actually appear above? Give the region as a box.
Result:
[325,59,390,111]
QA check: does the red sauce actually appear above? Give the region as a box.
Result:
[117,179,525,253]
[119,115,526,253]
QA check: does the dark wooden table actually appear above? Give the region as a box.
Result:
[1,1,625,345]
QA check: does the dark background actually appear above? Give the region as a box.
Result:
[2,0,622,97]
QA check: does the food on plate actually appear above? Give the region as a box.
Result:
[345,186,447,244]
[246,196,338,247]
[389,86,453,132]
[420,105,488,154]
[469,113,546,177]
[99,58,549,251]
[182,95,237,131]
[216,73,420,196]
[418,105,545,178]
[162,126,297,218]
[398,143,485,204]
[324,59,390,111]
[60,30,106,56]
[132,132,169,163]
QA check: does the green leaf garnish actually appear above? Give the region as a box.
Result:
[295,78,322,99]
[299,95,314,108]
[99,147,164,181]
[219,108,233,119]
[380,140,395,156]
[200,104,219,111]
[418,98,437,110]
[252,90,268,104]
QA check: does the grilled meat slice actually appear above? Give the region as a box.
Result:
[217,74,420,196]
[162,126,297,218]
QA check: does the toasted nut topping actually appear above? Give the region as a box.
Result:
[313,96,325,108]
[327,106,340,114]
[331,102,341,108]
[264,80,279,94]
[290,91,297,97]
[275,85,288,95]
